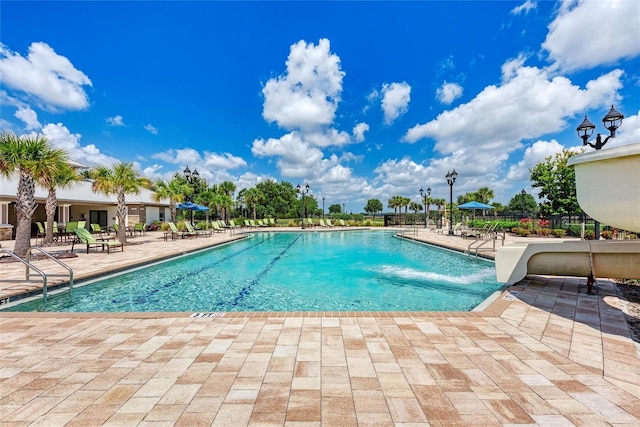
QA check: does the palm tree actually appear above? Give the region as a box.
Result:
[38,159,79,245]
[433,198,446,228]
[409,201,422,225]
[244,187,264,220]
[91,162,145,244]
[401,197,411,225]
[219,181,236,221]
[476,186,494,219]
[152,175,192,223]
[423,196,433,227]
[0,132,66,257]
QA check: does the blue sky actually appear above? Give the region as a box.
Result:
[1,0,639,213]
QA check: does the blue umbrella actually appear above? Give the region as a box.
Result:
[458,201,493,222]
[176,201,209,211]
[177,201,209,224]
[458,201,493,209]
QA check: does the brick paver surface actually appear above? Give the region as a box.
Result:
[1,228,639,425]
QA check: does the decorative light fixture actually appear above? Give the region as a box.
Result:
[297,183,310,229]
[419,186,431,229]
[576,105,624,150]
[445,170,458,235]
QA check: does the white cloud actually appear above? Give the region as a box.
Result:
[262,38,345,131]
[0,42,92,110]
[252,132,324,178]
[381,82,411,125]
[144,124,158,135]
[352,122,369,142]
[152,148,201,166]
[511,0,537,15]
[403,66,624,151]
[436,82,463,105]
[15,107,40,130]
[106,115,125,127]
[304,128,351,148]
[506,139,566,181]
[204,152,247,170]
[543,0,640,72]
[39,123,120,168]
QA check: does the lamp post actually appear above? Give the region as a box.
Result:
[342,203,345,214]
[576,105,624,239]
[297,183,310,229]
[520,189,526,219]
[419,186,431,229]
[446,170,458,235]
[322,197,325,220]
[183,166,200,225]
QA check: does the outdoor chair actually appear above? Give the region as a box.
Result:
[35,222,45,244]
[167,221,196,239]
[133,222,146,236]
[72,228,123,254]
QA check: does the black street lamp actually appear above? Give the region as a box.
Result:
[342,203,345,214]
[419,186,431,229]
[183,166,200,224]
[322,197,325,220]
[576,105,624,239]
[521,188,526,218]
[576,105,624,150]
[297,183,310,229]
[446,169,458,235]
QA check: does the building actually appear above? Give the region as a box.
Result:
[0,176,169,240]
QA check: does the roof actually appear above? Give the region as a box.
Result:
[0,175,169,206]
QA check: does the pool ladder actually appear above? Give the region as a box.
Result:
[0,246,74,303]
[398,226,419,237]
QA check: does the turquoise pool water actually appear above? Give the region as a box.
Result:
[7,231,501,312]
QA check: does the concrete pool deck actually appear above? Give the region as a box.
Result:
[1,228,640,425]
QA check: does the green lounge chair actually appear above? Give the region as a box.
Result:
[72,228,123,254]
[133,222,146,236]
[77,220,86,229]
[325,219,334,227]
[35,222,45,243]
[168,221,196,239]
[185,222,213,236]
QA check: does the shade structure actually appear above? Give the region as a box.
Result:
[458,201,493,222]
[177,201,209,224]
[457,201,494,209]
[176,201,209,211]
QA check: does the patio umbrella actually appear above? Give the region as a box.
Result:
[458,201,493,222]
[177,201,209,224]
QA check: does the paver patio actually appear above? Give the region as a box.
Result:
[1,228,639,425]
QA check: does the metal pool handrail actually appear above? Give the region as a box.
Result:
[26,246,74,296]
[1,248,49,302]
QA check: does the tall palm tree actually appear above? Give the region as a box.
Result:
[423,196,433,227]
[0,132,66,257]
[38,159,79,244]
[244,187,264,220]
[409,201,422,225]
[219,181,236,220]
[91,162,145,244]
[152,175,192,223]
[476,186,494,219]
[433,198,446,228]
[401,196,411,225]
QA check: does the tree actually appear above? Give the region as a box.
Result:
[530,149,582,216]
[409,201,422,224]
[508,192,538,217]
[218,181,236,220]
[38,159,79,245]
[475,187,494,218]
[328,204,342,214]
[0,132,66,257]
[364,199,383,218]
[255,180,298,219]
[401,197,411,224]
[152,175,192,223]
[91,162,145,244]
[244,187,264,220]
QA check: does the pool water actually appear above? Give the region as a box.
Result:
[7,231,501,312]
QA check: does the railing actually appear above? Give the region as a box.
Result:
[467,230,506,258]
[398,226,418,237]
[26,246,74,296]
[0,249,49,302]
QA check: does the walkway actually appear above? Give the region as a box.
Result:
[1,228,639,425]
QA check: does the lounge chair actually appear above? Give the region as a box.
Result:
[325,219,334,227]
[211,222,225,233]
[318,219,327,227]
[77,220,86,229]
[185,222,213,236]
[35,222,45,243]
[133,222,146,236]
[339,219,349,227]
[72,228,123,254]
[90,223,110,238]
[167,221,196,239]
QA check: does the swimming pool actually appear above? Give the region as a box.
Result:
[7,231,502,312]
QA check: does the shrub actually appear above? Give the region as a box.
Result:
[584,230,595,240]
[536,228,552,236]
[538,219,551,228]
[515,228,531,237]
[552,229,566,237]
[519,218,532,230]
[629,234,638,239]
[600,230,613,239]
